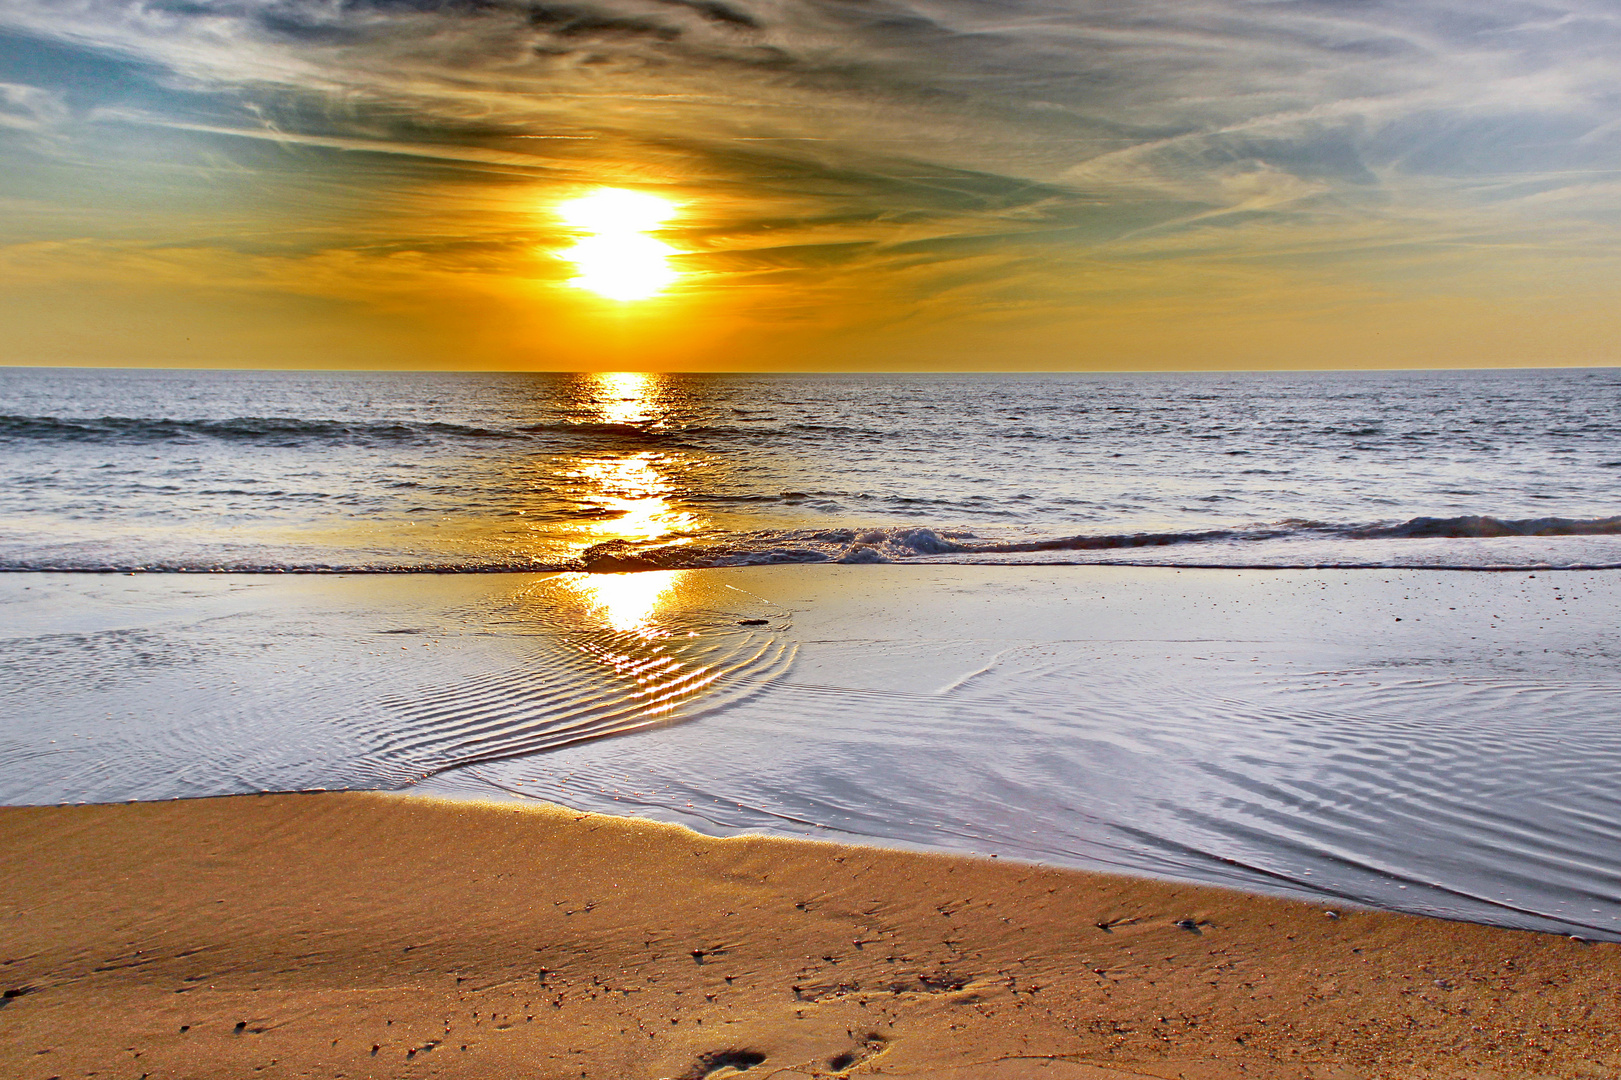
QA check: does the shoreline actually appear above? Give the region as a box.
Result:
[6,552,1621,575]
[3,792,1618,1079]
[6,564,1621,941]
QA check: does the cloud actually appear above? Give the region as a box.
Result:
[0,80,67,131]
[1,0,1619,366]
[6,3,1619,193]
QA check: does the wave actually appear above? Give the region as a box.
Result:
[575,515,1621,571]
[0,414,744,447]
[3,514,1618,574]
[0,414,523,446]
[1348,514,1621,539]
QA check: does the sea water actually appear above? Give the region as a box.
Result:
[2,367,1619,939]
[2,366,1618,572]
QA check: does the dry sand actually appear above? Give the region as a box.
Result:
[1,793,1616,1080]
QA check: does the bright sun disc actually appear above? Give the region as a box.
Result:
[568,233,679,302]
[558,188,681,301]
[560,189,675,232]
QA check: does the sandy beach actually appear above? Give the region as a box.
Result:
[2,792,1616,1080]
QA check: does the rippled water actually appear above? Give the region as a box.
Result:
[2,366,1618,571]
[0,572,790,799]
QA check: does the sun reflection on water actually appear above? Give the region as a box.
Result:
[574,451,698,546]
[571,569,683,635]
[596,371,655,426]
[551,568,737,727]
[565,372,702,561]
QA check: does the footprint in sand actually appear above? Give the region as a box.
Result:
[682,1048,767,1079]
[826,1032,889,1075]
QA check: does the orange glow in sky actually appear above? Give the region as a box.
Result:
[8,3,1621,372]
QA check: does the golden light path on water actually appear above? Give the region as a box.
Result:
[558,190,681,301]
[374,369,764,739]
[596,370,655,424]
[529,371,770,730]
[561,372,699,637]
[574,452,695,550]
[572,371,700,562]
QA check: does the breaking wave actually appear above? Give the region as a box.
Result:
[1349,514,1621,539]
[5,514,1619,574]
[575,515,1621,571]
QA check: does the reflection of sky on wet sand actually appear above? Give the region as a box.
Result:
[507,568,787,729]
[0,570,793,808]
[422,565,1621,943]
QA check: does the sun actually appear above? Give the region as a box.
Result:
[558,189,682,302]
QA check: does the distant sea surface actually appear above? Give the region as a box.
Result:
[2,366,1619,572]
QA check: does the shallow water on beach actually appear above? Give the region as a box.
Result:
[4,566,1619,942]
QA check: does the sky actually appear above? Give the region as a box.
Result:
[1,0,1620,371]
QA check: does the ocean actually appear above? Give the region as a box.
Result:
[3,366,1619,940]
[3,366,1619,573]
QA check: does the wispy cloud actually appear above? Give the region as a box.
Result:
[1,0,1618,367]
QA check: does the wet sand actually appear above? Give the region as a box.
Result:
[1,792,1616,1079]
